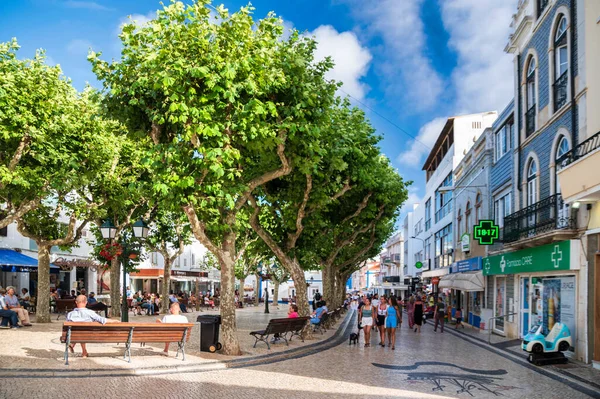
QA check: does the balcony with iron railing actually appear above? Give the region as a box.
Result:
[525,105,536,137]
[556,131,600,202]
[557,131,600,170]
[553,72,568,111]
[503,194,576,244]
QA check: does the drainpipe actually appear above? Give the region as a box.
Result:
[517,53,522,195]
[570,0,577,148]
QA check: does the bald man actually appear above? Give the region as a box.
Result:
[66,295,119,357]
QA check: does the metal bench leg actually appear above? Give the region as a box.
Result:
[176,329,188,360]
[64,327,71,366]
[125,327,134,363]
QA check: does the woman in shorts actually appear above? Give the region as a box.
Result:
[376,297,388,347]
[359,297,375,347]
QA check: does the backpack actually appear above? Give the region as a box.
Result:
[314,292,322,301]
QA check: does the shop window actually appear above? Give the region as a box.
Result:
[0,225,7,237]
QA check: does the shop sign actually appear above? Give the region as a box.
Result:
[483,240,570,276]
[171,270,208,278]
[415,261,423,269]
[451,257,482,273]
[474,220,499,245]
[460,233,470,252]
[432,277,440,284]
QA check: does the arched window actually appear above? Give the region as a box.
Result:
[475,193,483,223]
[526,57,537,136]
[555,136,569,194]
[457,208,463,236]
[465,201,472,234]
[527,159,538,208]
[554,15,569,110]
[555,136,570,227]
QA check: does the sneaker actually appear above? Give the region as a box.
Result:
[10,325,22,329]
[0,325,9,329]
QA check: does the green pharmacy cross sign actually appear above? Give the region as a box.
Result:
[473,220,499,245]
[415,261,423,269]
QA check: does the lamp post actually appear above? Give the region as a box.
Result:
[257,262,273,314]
[100,218,149,322]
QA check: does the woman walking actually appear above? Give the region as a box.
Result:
[386,296,401,349]
[376,297,388,347]
[407,295,415,329]
[413,295,424,333]
[359,297,375,347]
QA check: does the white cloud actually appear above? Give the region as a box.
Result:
[66,39,93,56]
[310,25,372,100]
[439,0,517,114]
[397,117,447,167]
[64,1,113,11]
[401,186,421,212]
[342,0,444,110]
[117,11,156,34]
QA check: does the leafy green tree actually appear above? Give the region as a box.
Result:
[90,1,337,354]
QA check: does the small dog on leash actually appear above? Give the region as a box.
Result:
[349,331,360,345]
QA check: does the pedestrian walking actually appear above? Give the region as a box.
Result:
[407,295,415,329]
[455,307,465,329]
[359,297,375,347]
[386,296,401,350]
[413,295,423,333]
[433,296,446,333]
[376,297,387,347]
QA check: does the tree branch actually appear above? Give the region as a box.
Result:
[286,174,312,250]
[248,196,290,264]
[0,199,41,230]
[182,204,220,256]
[8,133,31,172]
[338,224,378,271]
[234,130,292,212]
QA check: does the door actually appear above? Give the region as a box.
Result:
[494,277,506,333]
[520,278,530,338]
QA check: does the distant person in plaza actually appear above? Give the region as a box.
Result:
[0,289,20,328]
[4,286,32,326]
[433,296,446,333]
[312,290,322,311]
[407,296,415,329]
[413,296,423,333]
[359,297,375,347]
[156,302,188,356]
[86,291,110,318]
[126,286,132,298]
[376,296,387,347]
[455,307,465,329]
[67,295,119,358]
[288,304,299,318]
[20,288,31,309]
[386,296,401,350]
[70,290,76,298]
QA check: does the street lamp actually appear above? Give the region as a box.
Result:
[100,217,149,322]
[257,262,274,314]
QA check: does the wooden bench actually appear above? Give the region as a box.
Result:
[312,311,329,334]
[249,317,309,349]
[60,322,194,365]
[55,299,76,320]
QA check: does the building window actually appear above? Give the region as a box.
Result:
[537,0,549,18]
[435,173,453,223]
[425,199,432,231]
[191,253,196,266]
[0,224,7,237]
[475,193,483,223]
[494,193,511,227]
[434,224,453,268]
[424,237,431,261]
[457,208,463,237]
[465,201,472,235]
[184,258,188,267]
[151,252,158,264]
[553,15,568,111]
[527,159,538,208]
[526,57,537,137]
[495,120,513,161]
[555,136,569,194]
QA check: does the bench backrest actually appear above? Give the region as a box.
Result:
[56,299,75,312]
[61,322,194,344]
[265,318,294,335]
[289,317,309,332]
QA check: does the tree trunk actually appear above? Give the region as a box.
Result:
[218,232,242,355]
[322,263,335,307]
[110,257,121,318]
[273,281,279,309]
[254,273,260,306]
[161,257,172,314]
[288,262,313,340]
[35,244,51,323]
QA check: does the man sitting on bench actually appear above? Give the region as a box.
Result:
[66,295,119,358]
[156,302,189,356]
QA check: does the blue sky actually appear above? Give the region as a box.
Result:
[1,0,517,221]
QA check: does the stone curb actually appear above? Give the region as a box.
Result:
[0,310,355,379]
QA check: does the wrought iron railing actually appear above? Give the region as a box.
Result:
[553,71,568,111]
[556,131,600,171]
[525,105,536,137]
[503,194,576,243]
[537,0,549,16]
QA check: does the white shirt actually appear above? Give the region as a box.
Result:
[372,299,380,308]
[161,314,188,323]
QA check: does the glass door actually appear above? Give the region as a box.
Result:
[494,277,506,333]
[520,278,530,338]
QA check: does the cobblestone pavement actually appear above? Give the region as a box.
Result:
[2,314,599,399]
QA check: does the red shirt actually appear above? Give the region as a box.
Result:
[288,312,299,318]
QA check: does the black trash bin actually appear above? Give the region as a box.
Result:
[197,315,222,353]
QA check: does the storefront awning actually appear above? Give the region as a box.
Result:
[421,267,450,279]
[438,271,484,292]
[0,249,58,272]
